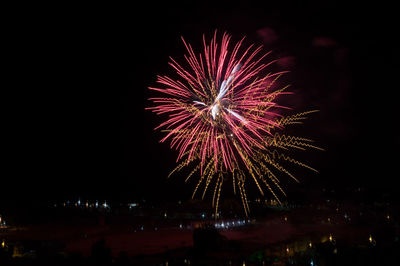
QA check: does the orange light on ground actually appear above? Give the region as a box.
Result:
[368,234,376,245]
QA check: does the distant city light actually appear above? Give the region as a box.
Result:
[0,216,6,227]
[368,234,376,245]
[128,203,138,209]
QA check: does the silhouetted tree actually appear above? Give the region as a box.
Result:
[193,225,227,251]
[115,251,130,266]
[90,238,112,265]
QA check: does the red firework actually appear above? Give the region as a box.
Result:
[147,31,321,216]
[148,31,289,172]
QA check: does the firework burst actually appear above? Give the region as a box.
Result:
[147,31,321,216]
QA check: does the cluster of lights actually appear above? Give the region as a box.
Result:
[214,219,250,229]
[133,222,191,233]
[254,198,283,207]
[324,233,377,247]
[279,232,384,264]
[59,200,110,209]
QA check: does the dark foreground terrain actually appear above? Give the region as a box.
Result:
[1,199,400,265]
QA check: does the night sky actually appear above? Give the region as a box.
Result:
[2,2,399,205]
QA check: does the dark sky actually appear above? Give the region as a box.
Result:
[2,2,399,204]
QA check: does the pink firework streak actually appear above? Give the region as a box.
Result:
[148,32,289,172]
